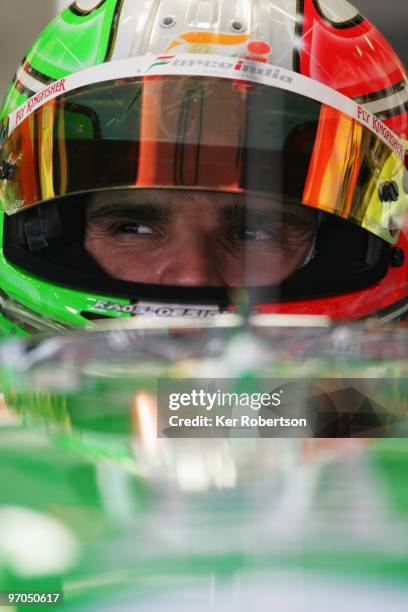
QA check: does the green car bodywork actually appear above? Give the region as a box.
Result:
[1,325,408,609]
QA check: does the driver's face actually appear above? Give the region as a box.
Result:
[85,190,317,287]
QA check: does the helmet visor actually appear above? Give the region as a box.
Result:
[1,64,407,295]
[1,70,407,243]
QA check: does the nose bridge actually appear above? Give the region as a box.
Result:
[161,232,225,286]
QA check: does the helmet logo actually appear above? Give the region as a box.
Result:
[164,32,272,65]
[148,55,176,71]
[93,300,228,319]
[244,40,272,63]
[165,31,251,56]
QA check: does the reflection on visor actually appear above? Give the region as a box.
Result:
[0,74,407,244]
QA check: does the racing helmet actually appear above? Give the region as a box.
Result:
[0,0,408,334]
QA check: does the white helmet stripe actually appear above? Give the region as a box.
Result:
[14,69,45,96]
[364,86,408,117]
[7,52,406,162]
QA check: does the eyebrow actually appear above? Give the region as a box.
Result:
[87,202,172,223]
[220,204,313,227]
[87,199,314,227]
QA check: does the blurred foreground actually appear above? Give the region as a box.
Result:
[0,318,407,610]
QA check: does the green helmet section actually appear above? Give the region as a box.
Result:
[1,0,123,120]
[0,1,136,337]
[0,206,133,337]
[0,228,132,336]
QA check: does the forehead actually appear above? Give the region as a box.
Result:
[87,189,249,209]
[86,189,317,219]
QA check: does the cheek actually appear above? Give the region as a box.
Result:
[84,234,165,282]
[284,239,312,271]
[243,240,312,285]
[84,234,113,270]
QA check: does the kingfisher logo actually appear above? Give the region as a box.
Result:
[148,55,176,70]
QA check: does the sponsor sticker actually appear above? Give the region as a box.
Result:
[13,79,67,130]
[357,105,405,160]
[93,300,230,319]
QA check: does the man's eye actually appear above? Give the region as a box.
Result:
[232,227,273,242]
[118,223,155,235]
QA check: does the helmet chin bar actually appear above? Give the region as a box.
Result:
[2,198,391,327]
